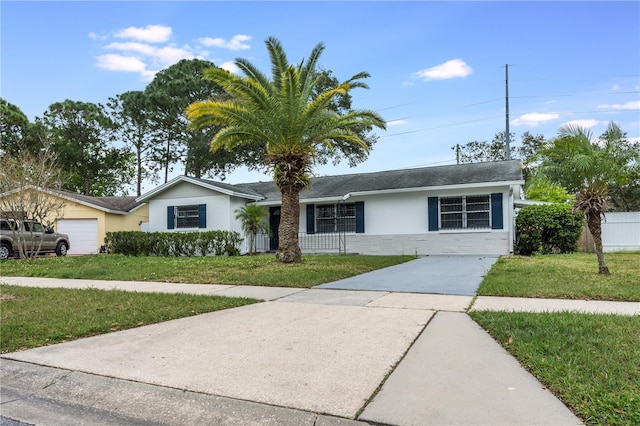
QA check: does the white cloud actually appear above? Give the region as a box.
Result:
[415,59,472,81]
[561,119,604,129]
[387,119,408,127]
[198,35,251,50]
[105,42,157,56]
[115,25,172,43]
[154,45,196,66]
[219,61,240,74]
[95,54,147,72]
[93,26,251,80]
[512,112,560,126]
[88,32,107,41]
[597,100,640,111]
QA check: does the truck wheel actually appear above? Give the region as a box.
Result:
[56,242,68,257]
[0,243,11,260]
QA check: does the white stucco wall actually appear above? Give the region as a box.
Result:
[146,181,241,232]
[296,185,515,256]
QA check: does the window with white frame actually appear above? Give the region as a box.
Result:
[176,205,200,228]
[316,203,356,233]
[440,195,490,230]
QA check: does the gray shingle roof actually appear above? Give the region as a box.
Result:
[190,178,266,199]
[236,160,523,202]
[53,190,143,213]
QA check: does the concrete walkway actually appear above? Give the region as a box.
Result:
[316,255,499,295]
[1,275,637,425]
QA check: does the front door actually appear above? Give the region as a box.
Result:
[269,207,280,251]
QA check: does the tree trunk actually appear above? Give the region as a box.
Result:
[586,212,610,275]
[275,188,301,263]
[136,150,142,197]
[164,138,170,183]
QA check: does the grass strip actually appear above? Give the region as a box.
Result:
[478,252,640,301]
[470,310,640,425]
[0,254,414,288]
[0,284,259,353]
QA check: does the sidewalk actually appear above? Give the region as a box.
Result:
[1,276,636,425]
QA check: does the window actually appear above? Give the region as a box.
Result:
[23,221,45,232]
[315,203,356,233]
[440,195,490,230]
[176,205,200,229]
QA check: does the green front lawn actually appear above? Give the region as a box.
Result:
[478,252,640,301]
[0,284,259,354]
[0,254,415,287]
[471,310,640,425]
[473,251,640,425]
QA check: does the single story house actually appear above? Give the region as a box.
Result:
[0,187,148,255]
[137,160,524,256]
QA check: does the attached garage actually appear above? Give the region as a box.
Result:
[0,188,149,257]
[57,219,98,255]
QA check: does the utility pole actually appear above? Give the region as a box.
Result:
[452,144,461,164]
[505,64,511,160]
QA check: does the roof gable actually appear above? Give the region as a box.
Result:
[136,175,264,203]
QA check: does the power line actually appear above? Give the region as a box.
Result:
[380,114,504,138]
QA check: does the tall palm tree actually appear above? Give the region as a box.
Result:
[235,204,270,254]
[540,122,635,274]
[187,37,386,263]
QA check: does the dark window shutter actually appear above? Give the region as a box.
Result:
[198,204,207,228]
[491,193,503,229]
[428,197,439,231]
[355,201,365,233]
[167,206,175,230]
[306,204,315,234]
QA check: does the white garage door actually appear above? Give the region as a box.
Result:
[57,219,98,255]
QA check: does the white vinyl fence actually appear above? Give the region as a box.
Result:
[581,212,640,252]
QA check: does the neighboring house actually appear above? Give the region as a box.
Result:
[0,187,148,255]
[137,160,524,256]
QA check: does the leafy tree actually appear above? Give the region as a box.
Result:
[235,204,270,254]
[42,100,135,196]
[0,98,30,156]
[540,122,638,274]
[600,124,640,212]
[0,140,67,259]
[108,91,157,196]
[524,175,574,204]
[311,68,379,167]
[458,134,508,164]
[187,37,386,263]
[144,59,228,182]
[457,131,545,180]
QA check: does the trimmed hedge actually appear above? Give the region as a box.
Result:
[515,204,584,255]
[104,231,243,257]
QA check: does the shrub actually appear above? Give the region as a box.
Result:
[104,231,243,257]
[515,204,584,255]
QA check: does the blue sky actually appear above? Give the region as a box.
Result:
[2,1,639,191]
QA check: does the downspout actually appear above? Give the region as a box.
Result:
[508,186,515,253]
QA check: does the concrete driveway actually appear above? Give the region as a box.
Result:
[316,255,499,296]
